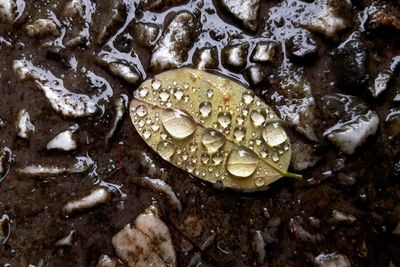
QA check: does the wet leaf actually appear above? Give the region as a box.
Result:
[130,68,301,191]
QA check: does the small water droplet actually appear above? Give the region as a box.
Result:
[202,128,225,154]
[161,109,196,139]
[201,153,210,164]
[151,124,160,132]
[242,91,254,104]
[212,153,224,165]
[217,112,232,129]
[143,129,152,139]
[138,119,145,128]
[207,89,214,98]
[173,89,184,100]
[189,142,197,153]
[283,143,290,151]
[254,178,265,187]
[272,153,280,162]
[183,82,190,89]
[233,127,246,142]
[136,105,147,117]
[187,162,195,173]
[157,140,175,159]
[139,87,149,98]
[199,102,212,118]
[250,109,265,127]
[236,115,245,125]
[160,131,168,140]
[262,122,288,147]
[182,152,189,161]
[225,147,259,178]
[159,90,170,102]
[151,79,161,90]
[260,150,269,158]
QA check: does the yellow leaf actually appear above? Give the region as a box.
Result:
[130,68,301,191]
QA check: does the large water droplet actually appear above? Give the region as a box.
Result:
[151,79,161,90]
[262,122,288,147]
[217,112,232,129]
[161,109,196,139]
[199,102,212,118]
[202,128,225,154]
[233,127,246,142]
[250,109,265,127]
[136,105,147,117]
[225,147,259,178]
[242,91,254,105]
[157,140,175,159]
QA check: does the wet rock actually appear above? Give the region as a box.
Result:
[223,42,249,69]
[0,0,13,24]
[269,64,318,141]
[55,230,76,246]
[368,56,400,97]
[112,205,176,267]
[63,0,84,18]
[385,108,400,137]
[63,187,111,216]
[132,176,182,212]
[252,41,279,63]
[331,210,356,224]
[252,230,266,265]
[97,0,127,45]
[181,216,203,238]
[46,128,78,151]
[96,255,119,267]
[367,11,400,31]
[132,22,159,47]
[0,214,10,245]
[247,65,265,85]
[324,110,379,155]
[286,29,318,60]
[193,47,218,70]
[314,252,352,267]
[220,0,261,31]
[13,60,99,118]
[17,157,91,177]
[290,142,320,171]
[25,19,59,38]
[289,218,323,243]
[151,12,197,72]
[300,0,352,39]
[16,109,35,139]
[320,94,369,122]
[108,62,141,84]
[106,95,127,145]
[330,32,368,91]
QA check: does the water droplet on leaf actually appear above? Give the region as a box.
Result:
[262,122,288,147]
[161,109,196,139]
[202,128,225,154]
[226,147,259,178]
[157,140,175,159]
